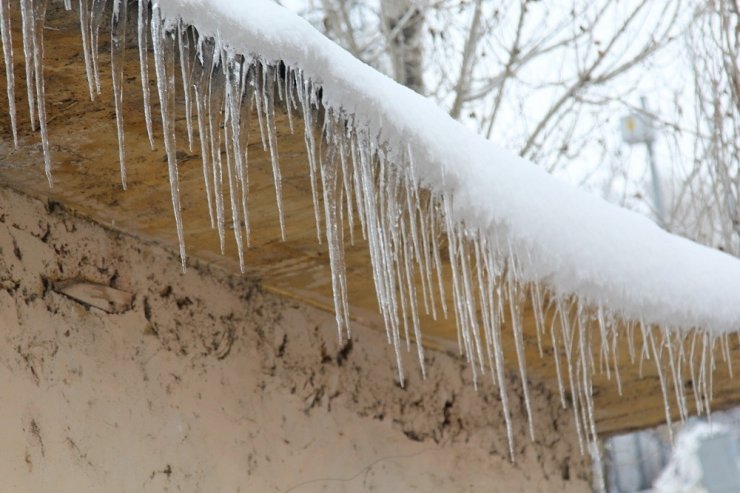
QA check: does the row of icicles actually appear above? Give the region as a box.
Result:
[0,0,736,486]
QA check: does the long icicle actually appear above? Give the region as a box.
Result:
[649,328,674,442]
[320,134,350,342]
[0,0,17,146]
[89,0,105,94]
[151,5,186,270]
[192,43,215,228]
[137,0,155,147]
[507,262,535,441]
[222,90,245,273]
[78,0,95,100]
[111,0,128,189]
[30,0,52,186]
[262,64,286,240]
[225,52,247,270]
[237,61,253,246]
[177,19,193,150]
[206,41,226,253]
[19,0,35,129]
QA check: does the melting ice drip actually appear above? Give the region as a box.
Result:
[0,0,735,481]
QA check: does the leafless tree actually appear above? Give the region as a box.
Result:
[290,1,682,165]
[668,0,739,255]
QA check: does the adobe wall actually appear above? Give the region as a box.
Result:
[0,184,590,492]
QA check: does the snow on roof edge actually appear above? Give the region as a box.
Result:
[160,0,740,333]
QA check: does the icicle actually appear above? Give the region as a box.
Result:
[111,0,128,189]
[357,134,391,345]
[136,0,155,147]
[549,304,567,408]
[252,63,268,151]
[0,0,17,146]
[503,243,536,438]
[596,305,610,379]
[611,321,623,396]
[19,0,36,129]
[191,37,215,228]
[284,65,295,133]
[577,312,598,448]
[507,271,535,441]
[680,339,691,418]
[89,0,106,94]
[400,200,425,376]
[531,282,546,358]
[676,334,689,416]
[699,332,710,419]
[626,320,636,364]
[349,135,368,241]
[177,19,194,150]
[297,70,322,243]
[689,331,704,416]
[225,52,249,264]
[262,64,286,240]
[459,237,485,374]
[402,148,424,278]
[385,168,412,352]
[151,5,186,270]
[30,0,52,185]
[206,42,226,253]
[708,335,716,412]
[320,140,351,342]
[649,329,673,441]
[577,341,590,435]
[664,328,687,422]
[237,62,253,247]
[417,194,437,320]
[580,328,606,493]
[336,132,355,245]
[558,298,585,454]
[275,61,284,103]
[374,151,404,382]
[77,0,95,100]
[443,200,470,364]
[638,319,650,377]
[429,199,449,319]
[474,235,497,385]
[722,332,733,378]
[222,93,245,272]
[489,275,515,460]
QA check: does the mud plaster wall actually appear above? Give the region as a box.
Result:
[0,184,590,492]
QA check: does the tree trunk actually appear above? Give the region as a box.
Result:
[381,0,424,94]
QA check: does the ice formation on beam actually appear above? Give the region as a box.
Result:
[2,0,740,479]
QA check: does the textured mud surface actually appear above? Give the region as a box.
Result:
[0,185,589,491]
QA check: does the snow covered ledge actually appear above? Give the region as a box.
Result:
[162,0,740,332]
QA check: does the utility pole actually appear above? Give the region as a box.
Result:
[620,97,665,226]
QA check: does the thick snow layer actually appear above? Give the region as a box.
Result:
[157,0,740,333]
